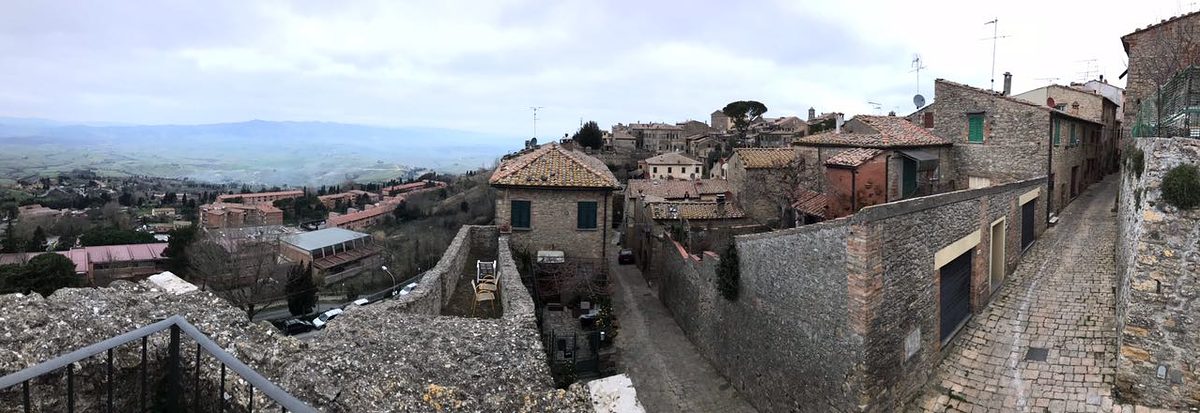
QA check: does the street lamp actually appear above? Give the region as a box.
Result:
[381,266,399,296]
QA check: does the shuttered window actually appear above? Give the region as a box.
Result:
[1069,124,1078,146]
[923,112,934,128]
[967,114,984,143]
[577,201,597,229]
[511,200,531,229]
[1053,118,1061,146]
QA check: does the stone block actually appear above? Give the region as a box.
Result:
[1121,345,1152,363]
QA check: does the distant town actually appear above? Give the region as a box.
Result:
[2,8,1200,413]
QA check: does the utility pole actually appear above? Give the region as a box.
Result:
[530,106,544,140]
[983,19,1010,91]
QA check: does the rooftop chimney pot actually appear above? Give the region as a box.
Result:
[1002,72,1013,96]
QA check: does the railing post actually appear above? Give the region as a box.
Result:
[166,324,183,411]
[66,363,74,413]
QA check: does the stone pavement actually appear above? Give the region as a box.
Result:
[913,177,1122,412]
[608,253,757,413]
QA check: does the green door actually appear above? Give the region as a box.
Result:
[902,158,918,197]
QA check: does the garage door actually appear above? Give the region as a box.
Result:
[1022,200,1036,250]
[940,252,973,343]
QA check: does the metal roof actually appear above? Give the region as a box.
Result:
[285,228,370,251]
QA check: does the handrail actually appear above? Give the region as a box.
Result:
[0,315,317,413]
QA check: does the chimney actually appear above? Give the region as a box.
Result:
[888,110,896,116]
[1002,72,1012,96]
[1071,102,1081,116]
[808,107,816,121]
[716,193,726,215]
[1100,74,1106,83]
[835,113,845,134]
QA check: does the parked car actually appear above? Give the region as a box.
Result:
[352,298,370,306]
[399,282,418,295]
[311,308,344,329]
[273,319,316,336]
[618,249,635,265]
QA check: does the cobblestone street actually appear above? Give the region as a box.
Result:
[914,176,1120,413]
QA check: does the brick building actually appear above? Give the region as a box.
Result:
[325,198,402,231]
[643,152,703,180]
[490,143,620,261]
[823,148,887,218]
[317,190,377,209]
[281,228,381,284]
[199,202,284,230]
[216,190,303,205]
[910,79,1105,214]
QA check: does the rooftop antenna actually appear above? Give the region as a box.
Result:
[529,106,544,140]
[1035,77,1060,84]
[982,19,1010,91]
[911,53,928,109]
[867,101,882,114]
[1077,59,1098,82]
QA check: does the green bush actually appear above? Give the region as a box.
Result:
[1162,164,1200,210]
[716,243,740,301]
[1127,147,1145,179]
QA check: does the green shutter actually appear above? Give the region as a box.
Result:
[1053,118,1061,146]
[577,201,597,229]
[968,114,984,143]
[1070,124,1077,145]
[511,200,530,229]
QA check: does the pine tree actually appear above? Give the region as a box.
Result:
[286,263,317,316]
[25,226,46,252]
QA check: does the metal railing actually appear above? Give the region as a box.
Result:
[0,315,316,413]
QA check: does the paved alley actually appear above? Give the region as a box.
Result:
[608,256,757,413]
[913,176,1119,412]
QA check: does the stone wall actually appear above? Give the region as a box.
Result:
[1115,137,1200,408]
[382,225,499,315]
[495,187,614,260]
[498,236,536,321]
[653,177,1048,411]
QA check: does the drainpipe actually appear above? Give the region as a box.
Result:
[884,154,892,201]
[602,191,610,263]
[851,168,858,213]
[1047,113,1054,224]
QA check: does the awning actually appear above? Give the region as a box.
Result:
[898,150,939,171]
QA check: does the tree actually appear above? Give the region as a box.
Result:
[285,263,317,316]
[716,242,740,301]
[722,101,769,146]
[571,121,604,150]
[5,254,80,296]
[118,192,133,206]
[24,226,46,252]
[1,221,21,253]
[741,153,813,229]
[186,237,287,319]
[162,225,198,274]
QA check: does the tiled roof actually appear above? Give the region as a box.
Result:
[791,189,828,219]
[645,152,702,165]
[326,198,402,227]
[647,201,745,220]
[825,148,884,168]
[933,79,1103,125]
[795,115,950,148]
[626,179,732,200]
[732,148,797,169]
[490,143,620,188]
[216,190,302,201]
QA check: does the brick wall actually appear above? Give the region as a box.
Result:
[1115,137,1200,408]
[494,187,613,260]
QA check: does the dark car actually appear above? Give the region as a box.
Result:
[618,249,635,265]
[273,319,316,336]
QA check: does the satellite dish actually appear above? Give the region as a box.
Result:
[1046,97,1056,108]
[913,94,926,109]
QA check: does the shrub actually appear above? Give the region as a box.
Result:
[1127,147,1145,179]
[1162,164,1200,210]
[716,243,740,301]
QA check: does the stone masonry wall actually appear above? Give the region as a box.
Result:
[1115,137,1200,408]
[654,177,1047,412]
[384,225,498,315]
[495,187,613,260]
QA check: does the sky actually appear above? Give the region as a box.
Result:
[0,0,1194,139]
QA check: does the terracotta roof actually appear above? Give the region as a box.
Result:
[326,198,402,227]
[645,152,702,165]
[217,190,302,201]
[932,79,1103,125]
[825,148,884,168]
[796,116,950,148]
[626,179,732,200]
[490,143,620,189]
[732,148,797,169]
[791,189,828,219]
[647,201,745,220]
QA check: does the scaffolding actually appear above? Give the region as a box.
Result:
[1133,66,1200,138]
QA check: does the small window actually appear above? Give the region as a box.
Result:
[923,112,934,128]
[511,200,531,229]
[577,201,597,229]
[967,114,984,143]
[1053,118,1061,146]
[668,167,673,174]
[694,167,700,173]
[653,167,658,173]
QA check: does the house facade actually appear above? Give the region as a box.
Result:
[490,143,621,261]
[199,202,284,230]
[1121,10,1200,141]
[644,152,704,180]
[726,148,802,228]
[216,190,303,205]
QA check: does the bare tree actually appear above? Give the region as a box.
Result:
[186,235,289,319]
[742,155,813,229]
[1127,17,1200,134]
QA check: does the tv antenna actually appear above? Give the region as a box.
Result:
[867,101,882,114]
[982,19,1010,91]
[1035,77,1060,83]
[910,54,927,95]
[529,106,544,139]
[1077,59,1098,82]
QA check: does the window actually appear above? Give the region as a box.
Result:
[577,201,597,229]
[1069,123,1078,146]
[668,167,673,174]
[694,167,700,173]
[967,114,984,143]
[653,167,658,173]
[1053,118,1061,146]
[511,200,531,229]
[923,112,934,128]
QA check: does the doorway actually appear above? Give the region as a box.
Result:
[1022,200,1036,251]
[939,251,973,343]
[902,158,918,198]
[989,219,1005,292]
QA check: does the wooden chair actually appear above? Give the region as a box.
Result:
[475,279,498,293]
[472,288,496,316]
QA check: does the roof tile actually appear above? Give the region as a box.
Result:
[490,143,620,188]
[796,115,950,148]
[732,148,798,169]
[825,148,884,168]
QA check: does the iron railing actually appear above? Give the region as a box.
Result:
[0,315,316,413]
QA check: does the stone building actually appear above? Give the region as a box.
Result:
[199,202,284,230]
[686,134,723,161]
[725,147,801,227]
[653,177,1048,411]
[281,227,381,284]
[1120,10,1200,142]
[793,114,956,203]
[643,152,703,180]
[1014,83,1122,174]
[1115,137,1200,409]
[628,122,684,152]
[216,189,303,205]
[711,110,731,132]
[910,79,1105,214]
[490,143,621,261]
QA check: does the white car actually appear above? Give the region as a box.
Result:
[399,282,419,295]
[352,298,370,306]
[311,308,344,328]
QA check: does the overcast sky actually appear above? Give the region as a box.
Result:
[0,0,1193,138]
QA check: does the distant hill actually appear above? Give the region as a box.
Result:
[0,118,520,185]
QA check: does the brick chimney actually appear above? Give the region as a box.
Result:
[808,107,816,121]
[1002,72,1012,96]
[716,193,726,215]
